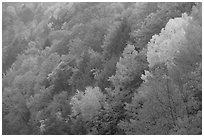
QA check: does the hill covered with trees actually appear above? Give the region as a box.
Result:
[2,2,202,135]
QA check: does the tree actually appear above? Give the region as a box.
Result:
[70,87,106,134]
[109,44,147,89]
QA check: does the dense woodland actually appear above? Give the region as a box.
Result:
[2,2,202,135]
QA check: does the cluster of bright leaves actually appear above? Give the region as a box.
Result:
[70,87,106,121]
[147,14,190,68]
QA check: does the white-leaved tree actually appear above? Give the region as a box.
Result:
[70,86,106,134]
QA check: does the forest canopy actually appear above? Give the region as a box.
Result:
[2,2,202,135]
